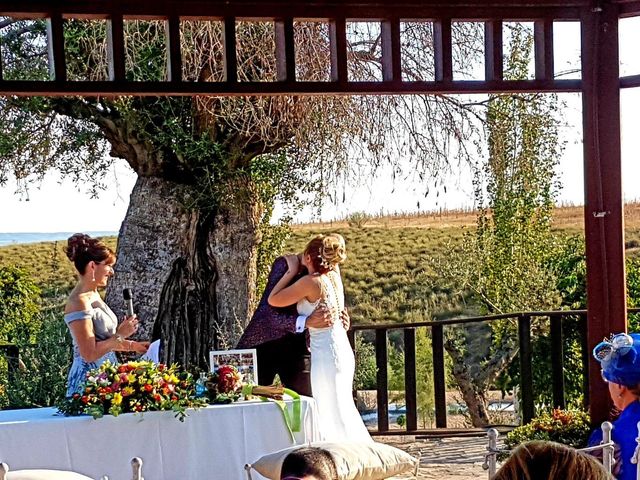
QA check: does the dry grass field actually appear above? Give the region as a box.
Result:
[1,203,639,326]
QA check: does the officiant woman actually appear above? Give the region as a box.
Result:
[63,233,149,397]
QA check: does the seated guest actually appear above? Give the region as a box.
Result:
[590,332,640,480]
[280,447,338,480]
[493,441,610,480]
[64,233,149,397]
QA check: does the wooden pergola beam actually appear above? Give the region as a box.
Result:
[0,1,587,21]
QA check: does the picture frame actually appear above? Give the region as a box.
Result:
[209,348,258,385]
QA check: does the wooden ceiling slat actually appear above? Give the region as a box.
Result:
[275,18,296,82]
[620,74,640,88]
[434,18,452,82]
[222,17,237,83]
[484,20,503,82]
[107,15,126,81]
[166,16,182,82]
[381,18,401,82]
[46,12,66,82]
[329,17,347,83]
[0,78,583,96]
[534,19,554,81]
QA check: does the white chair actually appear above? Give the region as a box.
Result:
[0,457,143,480]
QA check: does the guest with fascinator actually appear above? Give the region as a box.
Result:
[589,332,640,480]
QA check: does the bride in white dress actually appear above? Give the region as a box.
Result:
[268,234,372,442]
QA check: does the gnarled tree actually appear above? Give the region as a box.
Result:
[0,18,482,367]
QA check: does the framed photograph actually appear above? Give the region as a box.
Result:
[209,348,258,385]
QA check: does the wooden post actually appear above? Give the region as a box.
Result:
[375,329,389,433]
[581,3,627,426]
[404,328,418,431]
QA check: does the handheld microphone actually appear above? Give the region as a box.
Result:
[123,288,134,317]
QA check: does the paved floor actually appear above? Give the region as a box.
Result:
[379,435,501,479]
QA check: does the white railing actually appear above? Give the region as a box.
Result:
[482,421,619,479]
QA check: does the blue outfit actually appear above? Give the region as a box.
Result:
[589,401,640,480]
[64,302,118,397]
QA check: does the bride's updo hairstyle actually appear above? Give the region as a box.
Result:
[304,234,347,275]
[65,233,115,274]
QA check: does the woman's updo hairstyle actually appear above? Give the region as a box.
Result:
[304,234,347,275]
[65,233,115,274]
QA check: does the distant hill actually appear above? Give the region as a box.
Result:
[1,203,639,325]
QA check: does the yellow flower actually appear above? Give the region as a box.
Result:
[113,392,123,405]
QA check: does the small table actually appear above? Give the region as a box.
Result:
[0,398,319,479]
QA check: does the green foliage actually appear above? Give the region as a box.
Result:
[255,218,292,300]
[626,257,640,331]
[2,307,72,409]
[430,23,565,424]
[0,266,41,343]
[396,414,406,427]
[354,336,377,390]
[415,328,435,427]
[504,409,591,453]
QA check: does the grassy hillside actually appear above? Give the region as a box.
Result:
[2,203,640,325]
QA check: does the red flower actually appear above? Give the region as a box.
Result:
[144,384,153,393]
[81,396,89,404]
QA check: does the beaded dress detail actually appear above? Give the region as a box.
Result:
[297,270,372,442]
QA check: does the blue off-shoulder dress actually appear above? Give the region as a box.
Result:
[64,302,119,397]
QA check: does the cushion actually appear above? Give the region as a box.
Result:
[6,470,94,480]
[248,441,419,480]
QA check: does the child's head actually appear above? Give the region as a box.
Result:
[280,447,337,480]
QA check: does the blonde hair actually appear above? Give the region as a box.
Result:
[303,234,347,274]
[493,441,610,480]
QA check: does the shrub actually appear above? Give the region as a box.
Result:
[354,336,377,390]
[0,265,41,343]
[3,307,72,408]
[346,211,371,229]
[504,409,591,456]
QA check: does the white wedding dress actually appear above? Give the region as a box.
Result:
[297,270,372,442]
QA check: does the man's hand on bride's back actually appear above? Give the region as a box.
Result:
[306,304,333,329]
[340,309,350,330]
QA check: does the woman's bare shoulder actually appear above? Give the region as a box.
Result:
[65,291,94,314]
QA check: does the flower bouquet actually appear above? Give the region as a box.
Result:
[58,360,207,421]
[204,365,286,403]
[205,364,244,403]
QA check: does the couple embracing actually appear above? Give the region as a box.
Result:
[238,234,371,443]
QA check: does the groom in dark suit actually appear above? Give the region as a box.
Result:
[238,253,339,396]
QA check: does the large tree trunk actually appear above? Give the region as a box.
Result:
[445,338,492,427]
[106,175,263,368]
[444,329,520,428]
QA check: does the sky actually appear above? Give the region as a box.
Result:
[0,18,639,233]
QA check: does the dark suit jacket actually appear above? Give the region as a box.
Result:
[237,256,305,348]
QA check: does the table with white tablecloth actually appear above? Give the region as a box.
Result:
[0,398,320,480]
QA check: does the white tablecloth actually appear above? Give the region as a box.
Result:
[0,398,320,480]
